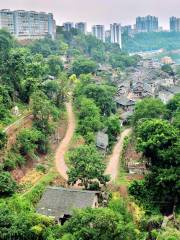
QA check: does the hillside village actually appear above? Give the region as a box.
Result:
[0,25,179,239]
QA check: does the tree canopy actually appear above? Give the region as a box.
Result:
[68,145,109,189]
[133,98,166,125]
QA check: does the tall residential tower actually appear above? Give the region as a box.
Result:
[110,23,122,48]
[75,22,87,34]
[92,25,105,42]
[63,22,74,32]
[136,15,159,32]
[170,17,180,32]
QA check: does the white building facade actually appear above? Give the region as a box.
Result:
[75,22,87,34]
[63,22,74,32]
[92,25,105,42]
[110,23,122,48]
[0,9,56,39]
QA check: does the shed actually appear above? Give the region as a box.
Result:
[36,187,99,224]
[96,131,109,151]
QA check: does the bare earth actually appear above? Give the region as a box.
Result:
[55,102,131,184]
[105,128,132,182]
[55,102,75,180]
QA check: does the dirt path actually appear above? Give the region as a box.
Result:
[105,128,132,182]
[55,102,75,180]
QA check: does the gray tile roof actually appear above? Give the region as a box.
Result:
[168,86,180,94]
[115,96,135,106]
[36,187,99,219]
[96,131,109,150]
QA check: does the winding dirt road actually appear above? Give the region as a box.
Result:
[55,102,75,180]
[105,128,132,182]
[55,101,131,184]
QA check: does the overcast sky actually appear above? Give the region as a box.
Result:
[1,0,180,30]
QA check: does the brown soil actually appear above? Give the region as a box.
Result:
[125,142,142,163]
[55,102,75,180]
[5,114,33,150]
[11,117,68,183]
[105,128,132,182]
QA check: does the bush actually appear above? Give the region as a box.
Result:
[17,128,42,155]
[0,171,17,196]
[0,129,7,150]
[36,164,47,173]
[3,151,26,171]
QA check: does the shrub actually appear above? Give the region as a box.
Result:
[0,129,7,150]
[0,171,17,196]
[17,128,42,155]
[3,151,26,171]
[36,164,47,173]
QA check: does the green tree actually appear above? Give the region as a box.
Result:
[16,128,42,156]
[27,54,49,78]
[133,98,166,125]
[47,55,63,77]
[83,84,116,116]
[54,200,139,240]
[0,30,14,74]
[43,73,69,107]
[31,91,54,130]
[136,119,179,167]
[106,114,121,144]
[29,37,60,57]
[129,167,180,214]
[130,118,180,212]
[166,93,180,118]
[0,204,54,239]
[68,145,109,189]
[71,57,97,76]
[0,130,7,150]
[77,97,101,136]
[0,171,17,196]
[158,227,180,240]
[3,48,30,93]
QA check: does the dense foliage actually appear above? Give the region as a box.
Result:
[68,145,109,189]
[130,96,180,214]
[123,32,180,52]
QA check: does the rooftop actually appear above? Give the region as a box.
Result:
[36,187,99,219]
[96,131,109,150]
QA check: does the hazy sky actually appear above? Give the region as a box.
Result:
[1,0,180,30]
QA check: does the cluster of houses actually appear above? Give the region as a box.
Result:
[113,58,180,124]
[36,57,179,225]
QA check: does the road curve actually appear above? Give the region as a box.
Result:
[55,102,75,180]
[105,128,132,182]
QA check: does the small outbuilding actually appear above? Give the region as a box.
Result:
[36,187,99,224]
[96,131,109,151]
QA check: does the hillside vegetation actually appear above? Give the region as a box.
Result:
[0,28,179,240]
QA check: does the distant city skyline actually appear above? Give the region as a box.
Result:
[0,0,180,30]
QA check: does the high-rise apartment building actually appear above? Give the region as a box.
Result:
[136,15,158,32]
[170,17,180,32]
[121,25,132,36]
[92,25,105,42]
[0,9,56,39]
[63,22,74,32]
[110,23,122,48]
[0,9,15,35]
[75,22,87,34]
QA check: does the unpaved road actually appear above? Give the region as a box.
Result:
[55,102,131,184]
[105,128,132,182]
[55,102,75,180]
